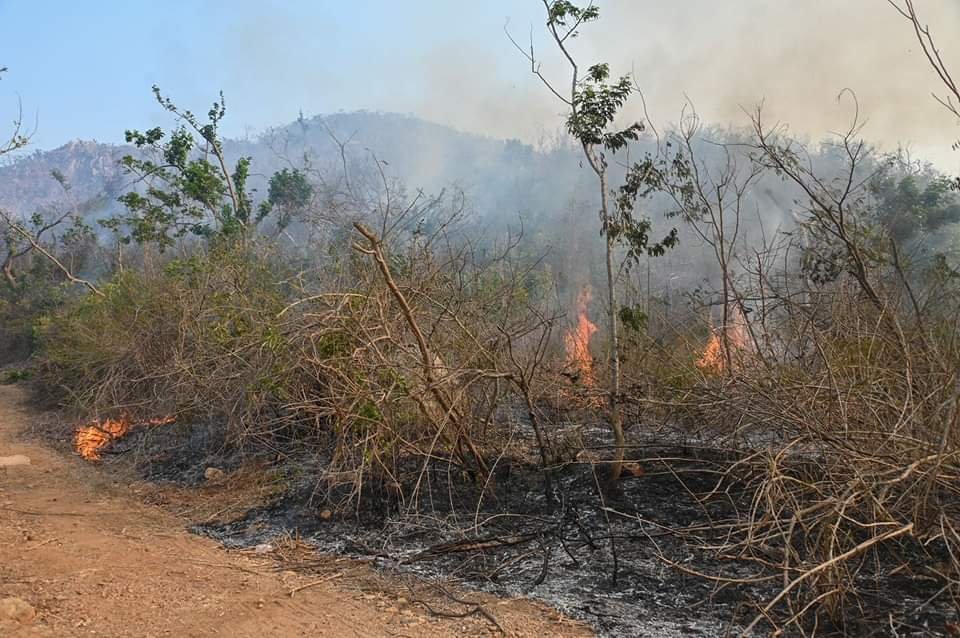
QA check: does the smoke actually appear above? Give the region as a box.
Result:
[202,0,960,173]
[414,0,960,171]
[595,1,960,153]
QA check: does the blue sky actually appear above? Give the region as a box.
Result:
[1,0,959,172]
[0,1,546,149]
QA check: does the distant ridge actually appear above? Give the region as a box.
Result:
[0,111,581,224]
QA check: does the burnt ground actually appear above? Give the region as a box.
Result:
[29,410,960,637]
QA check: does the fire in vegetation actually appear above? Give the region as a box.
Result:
[564,285,598,386]
[74,415,175,461]
[695,314,749,375]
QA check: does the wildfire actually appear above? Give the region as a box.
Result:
[74,414,174,461]
[696,314,749,375]
[564,286,598,386]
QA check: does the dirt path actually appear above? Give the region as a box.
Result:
[0,384,591,637]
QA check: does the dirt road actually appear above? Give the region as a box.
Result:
[0,384,590,637]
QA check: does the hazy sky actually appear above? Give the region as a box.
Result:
[1,0,958,170]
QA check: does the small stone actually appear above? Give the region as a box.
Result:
[253,544,273,554]
[622,461,644,477]
[0,597,36,625]
[204,467,226,482]
[0,455,30,468]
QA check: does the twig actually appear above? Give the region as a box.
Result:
[741,523,914,636]
[288,571,344,597]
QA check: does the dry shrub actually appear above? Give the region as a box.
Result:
[282,216,558,507]
[35,242,301,434]
[642,276,960,633]
[36,206,558,510]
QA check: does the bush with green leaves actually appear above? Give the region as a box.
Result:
[35,242,301,429]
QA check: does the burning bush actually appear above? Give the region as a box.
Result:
[74,415,174,460]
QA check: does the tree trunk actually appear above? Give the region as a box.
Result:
[599,170,625,486]
[2,258,15,287]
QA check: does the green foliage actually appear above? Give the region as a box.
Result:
[612,154,681,262]
[259,168,313,229]
[618,304,647,334]
[35,243,298,419]
[871,172,960,243]
[787,163,960,286]
[547,0,600,27]
[569,66,643,153]
[105,87,260,249]
[0,233,93,364]
[0,368,30,384]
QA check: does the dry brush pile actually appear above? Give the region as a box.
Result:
[34,187,565,511]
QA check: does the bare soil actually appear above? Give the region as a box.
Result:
[0,384,591,637]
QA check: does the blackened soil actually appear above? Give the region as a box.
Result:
[41,414,960,638]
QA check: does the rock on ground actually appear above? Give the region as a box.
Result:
[0,597,36,624]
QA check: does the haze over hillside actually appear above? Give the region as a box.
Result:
[0,110,591,227]
[2,0,958,174]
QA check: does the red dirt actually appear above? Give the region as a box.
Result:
[0,384,592,637]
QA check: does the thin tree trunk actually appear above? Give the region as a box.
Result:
[721,263,732,373]
[2,259,15,287]
[599,170,625,485]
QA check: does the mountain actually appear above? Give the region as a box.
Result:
[0,139,129,212]
[0,112,588,228]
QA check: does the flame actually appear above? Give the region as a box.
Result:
[695,331,726,373]
[564,286,598,386]
[696,311,749,374]
[74,417,130,461]
[74,414,174,461]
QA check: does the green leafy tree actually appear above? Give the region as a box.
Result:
[871,172,960,244]
[259,168,314,231]
[105,86,259,248]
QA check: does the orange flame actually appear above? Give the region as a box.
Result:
[74,415,174,461]
[564,286,598,386]
[696,312,749,374]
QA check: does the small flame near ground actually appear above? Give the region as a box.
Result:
[696,313,749,375]
[74,415,174,461]
[564,286,598,386]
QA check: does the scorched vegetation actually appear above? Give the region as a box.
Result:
[2,2,960,636]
